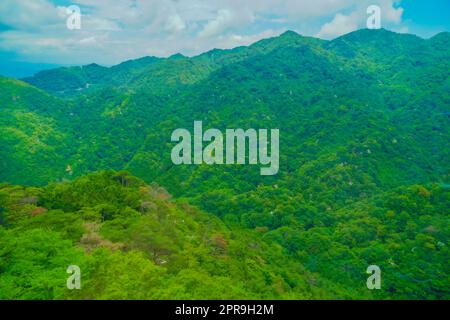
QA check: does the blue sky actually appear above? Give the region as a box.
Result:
[0,0,448,76]
[401,0,450,37]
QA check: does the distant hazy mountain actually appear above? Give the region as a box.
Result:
[0,54,60,78]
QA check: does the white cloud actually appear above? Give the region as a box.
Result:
[0,0,408,65]
[198,9,255,38]
[165,14,186,33]
[317,0,405,39]
[0,0,62,30]
[78,36,97,45]
[317,13,359,39]
[384,3,403,23]
[392,26,409,34]
[213,29,282,49]
[199,9,234,38]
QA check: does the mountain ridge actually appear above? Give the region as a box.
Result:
[21,28,448,97]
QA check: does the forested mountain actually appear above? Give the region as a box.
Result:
[0,29,449,299]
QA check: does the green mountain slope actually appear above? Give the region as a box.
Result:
[0,77,75,185]
[0,171,447,299]
[22,56,161,96]
[0,171,368,299]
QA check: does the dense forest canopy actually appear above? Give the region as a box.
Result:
[0,29,449,299]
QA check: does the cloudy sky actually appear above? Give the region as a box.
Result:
[0,0,449,68]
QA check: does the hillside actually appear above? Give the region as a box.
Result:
[0,171,448,299]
